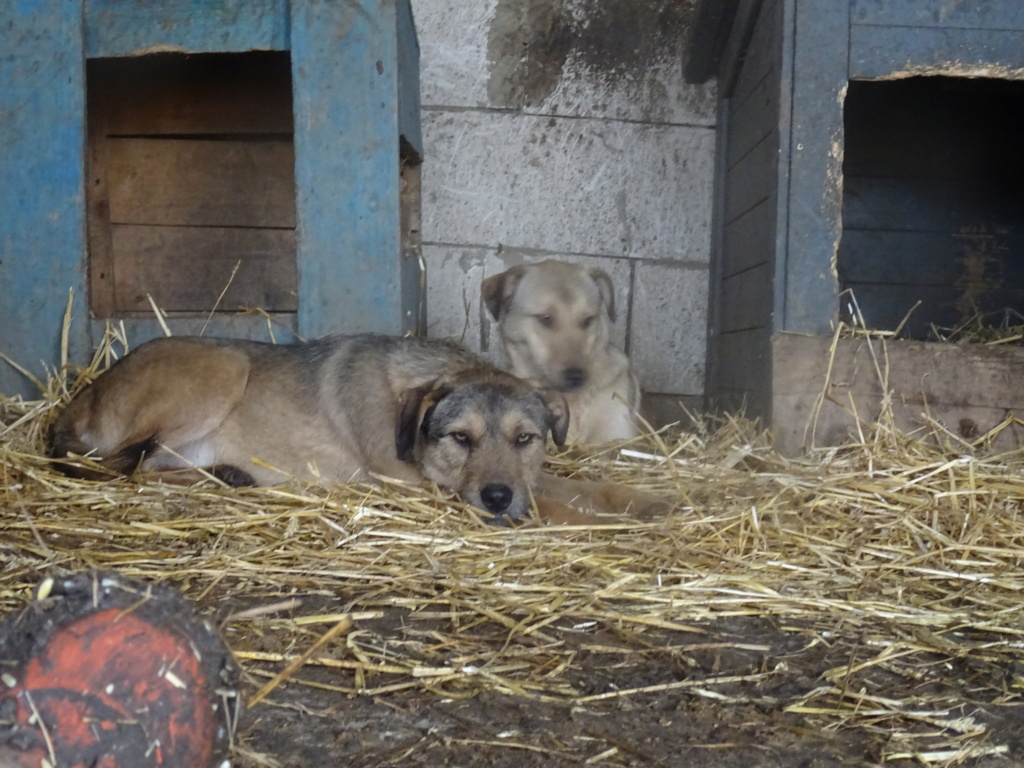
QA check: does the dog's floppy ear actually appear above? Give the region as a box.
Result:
[589,267,617,323]
[395,382,448,461]
[539,389,570,447]
[481,265,526,320]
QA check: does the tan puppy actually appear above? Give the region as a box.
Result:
[49,333,662,525]
[482,260,640,444]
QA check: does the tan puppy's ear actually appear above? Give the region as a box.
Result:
[481,265,527,320]
[588,267,617,322]
[395,383,448,461]
[539,389,570,447]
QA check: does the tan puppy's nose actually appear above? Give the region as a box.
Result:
[562,366,587,390]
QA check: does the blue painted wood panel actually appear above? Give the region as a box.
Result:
[397,0,422,157]
[778,0,846,335]
[851,0,1024,30]
[0,1,89,397]
[84,0,290,57]
[291,0,408,338]
[850,26,1024,79]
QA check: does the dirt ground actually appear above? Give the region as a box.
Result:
[234,610,1023,768]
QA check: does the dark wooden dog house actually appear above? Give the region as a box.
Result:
[687,0,1024,452]
[0,1,423,397]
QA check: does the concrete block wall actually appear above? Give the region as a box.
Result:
[411,0,717,423]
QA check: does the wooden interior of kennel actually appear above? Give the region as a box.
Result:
[87,52,299,317]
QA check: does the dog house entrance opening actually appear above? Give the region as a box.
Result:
[86,51,297,319]
[838,76,1024,339]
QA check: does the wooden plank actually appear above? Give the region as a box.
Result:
[851,0,1024,31]
[838,229,1016,285]
[89,315,298,351]
[396,0,423,159]
[87,68,117,319]
[842,282,1024,337]
[722,197,775,279]
[291,0,414,338]
[851,26,1024,78]
[842,178,1013,232]
[839,283,959,337]
[90,52,293,136]
[721,0,772,98]
[107,138,296,228]
[772,333,1024,455]
[684,0,742,84]
[111,225,296,313]
[726,68,779,171]
[705,95,731,419]
[730,0,780,104]
[713,327,772,420]
[84,0,289,57]
[708,1,781,410]
[723,134,776,223]
[719,263,774,334]
[0,2,89,397]
[779,0,848,335]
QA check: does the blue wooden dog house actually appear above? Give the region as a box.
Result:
[0,1,423,397]
[687,0,1024,452]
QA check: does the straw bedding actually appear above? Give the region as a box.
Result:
[1,330,1023,766]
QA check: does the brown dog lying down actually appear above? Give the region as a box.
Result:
[49,334,668,526]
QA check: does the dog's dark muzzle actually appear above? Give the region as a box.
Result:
[561,367,588,391]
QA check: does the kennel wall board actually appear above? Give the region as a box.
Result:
[0,0,423,398]
[687,0,1024,450]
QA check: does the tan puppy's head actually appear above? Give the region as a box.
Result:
[395,371,569,525]
[482,260,616,394]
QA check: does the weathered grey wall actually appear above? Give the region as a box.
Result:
[411,0,717,418]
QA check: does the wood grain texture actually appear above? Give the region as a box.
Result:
[397,0,423,159]
[111,225,297,313]
[851,25,1024,79]
[851,0,1024,30]
[84,0,289,57]
[0,2,90,397]
[291,0,409,338]
[780,0,847,335]
[707,0,780,418]
[107,138,296,228]
[772,333,1024,455]
[722,197,776,280]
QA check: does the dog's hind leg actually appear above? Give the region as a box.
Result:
[49,433,160,481]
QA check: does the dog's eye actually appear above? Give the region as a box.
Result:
[534,313,554,328]
[580,315,597,330]
[515,432,537,446]
[448,431,471,446]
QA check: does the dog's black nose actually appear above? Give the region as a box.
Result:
[563,367,587,390]
[480,483,514,513]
